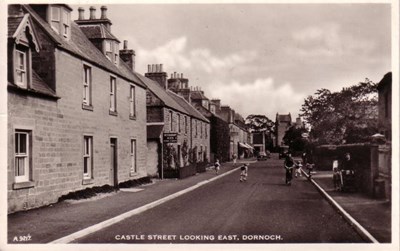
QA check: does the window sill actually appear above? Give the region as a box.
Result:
[129,115,136,120]
[13,181,35,190]
[109,110,118,116]
[129,171,138,177]
[82,178,94,185]
[82,104,93,111]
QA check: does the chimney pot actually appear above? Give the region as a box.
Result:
[100,6,108,19]
[160,64,163,72]
[89,6,96,20]
[171,73,173,78]
[156,64,160,72]
[78,7,85,20]
[152,64,156,73]
[123,40,128,50]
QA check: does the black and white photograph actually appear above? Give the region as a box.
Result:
[1,0,398,250]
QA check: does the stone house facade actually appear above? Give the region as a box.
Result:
[7,4,147,213]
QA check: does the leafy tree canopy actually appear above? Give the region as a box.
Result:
[300,79,378,145]
[245,114,275,133]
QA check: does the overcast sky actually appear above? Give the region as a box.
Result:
[72,2,391,120]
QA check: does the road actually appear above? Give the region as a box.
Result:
[74,156,364,243]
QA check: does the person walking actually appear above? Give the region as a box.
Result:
[240,163,249,182]
[284,152,295,185]
[233,153,237,167]
[305,152,315,177]
[214,159,221,175]
[295,160,302,178]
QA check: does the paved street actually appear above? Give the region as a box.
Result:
[74,157,364,243]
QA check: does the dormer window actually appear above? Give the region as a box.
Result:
[49,5,71,39]
[10,14,40,89]
[104,40,119,65]
[105,40,112,60]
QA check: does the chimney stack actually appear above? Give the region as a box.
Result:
[89,6,96,20]
[119,40,135,71]
[145,63,168,89]
[78,7,84,20]
[100,6,108,19]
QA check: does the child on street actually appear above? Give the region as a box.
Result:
[214,159,221,175]
[295,160,302,178]
[240,163,249,182]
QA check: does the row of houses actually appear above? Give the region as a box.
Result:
[7,4,251,213]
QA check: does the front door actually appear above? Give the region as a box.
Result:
[110,138,118,187]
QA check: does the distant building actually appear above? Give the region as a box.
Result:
[275,113,292,147]
[376,72,392,200]
[143,65,210,179]
[377,72,392,141]
[252,132,265,154]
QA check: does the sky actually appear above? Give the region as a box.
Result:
[71,2,391,120]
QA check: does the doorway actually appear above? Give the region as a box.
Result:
[110,138,118,187]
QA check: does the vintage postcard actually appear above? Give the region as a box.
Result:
[1,0,398,251]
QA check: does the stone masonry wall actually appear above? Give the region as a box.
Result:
[8,49,147,213]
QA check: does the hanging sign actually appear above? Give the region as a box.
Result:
[163,133,178,143]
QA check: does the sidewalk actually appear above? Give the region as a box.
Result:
[310,170,391,243]
[8,159,250,244]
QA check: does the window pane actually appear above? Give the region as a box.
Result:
[51,7,60,21]
[106,41,112,51]
[19,133,27,154]
[18,52,25,70]
[84,157,88,174]
[15,157,25,176]
[62,10,69,23]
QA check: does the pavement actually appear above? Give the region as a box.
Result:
[308,169,391,243]
[7,156,392,244]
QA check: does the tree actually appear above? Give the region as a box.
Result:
[245,114,275,133]
[283,126,308,152]
[300,79,378,145]
[246,114,275,151]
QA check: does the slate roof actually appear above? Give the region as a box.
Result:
[167,91,209,123]
[79,24,120,41]
[8,15,24,37]
[191,91,209,100]
[8,71,58,98]
[135,73,188,115]
[21,4,145,89]
[192,103,225,121]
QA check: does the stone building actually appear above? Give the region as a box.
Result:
[217,105,252,159]
[7,4,147,213]
[376,72,392,200]
[141,65,210,179]
[275,113,292,147]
